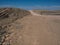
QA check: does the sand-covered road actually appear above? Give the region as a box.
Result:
[9,10,60,45]
[29,10,41,16]
[17,15,60,45]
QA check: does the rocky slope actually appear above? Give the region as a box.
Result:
[0,8,30,45]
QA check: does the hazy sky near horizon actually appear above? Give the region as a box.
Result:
[0,0,60,10]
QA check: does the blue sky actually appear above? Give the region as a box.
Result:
[0,0,60,10]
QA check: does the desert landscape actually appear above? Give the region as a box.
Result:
[0,8,60,45]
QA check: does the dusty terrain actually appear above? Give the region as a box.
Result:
[17,15,60,45]
[10,11,60,45]
[0,8,60,45]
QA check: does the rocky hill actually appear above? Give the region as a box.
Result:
[0,8,31,45]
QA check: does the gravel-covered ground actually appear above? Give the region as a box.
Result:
[0,8,30,45]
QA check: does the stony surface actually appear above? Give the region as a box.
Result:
[0,8,30,45]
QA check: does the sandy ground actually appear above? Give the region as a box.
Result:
[11,15,60,45]
[8,11,60,45]
[2,9,60,45]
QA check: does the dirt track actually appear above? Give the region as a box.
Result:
[17,15,60,45]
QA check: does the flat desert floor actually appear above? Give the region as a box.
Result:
[11,15,60,45]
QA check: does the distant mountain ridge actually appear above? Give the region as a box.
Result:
[32,10,60,15]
